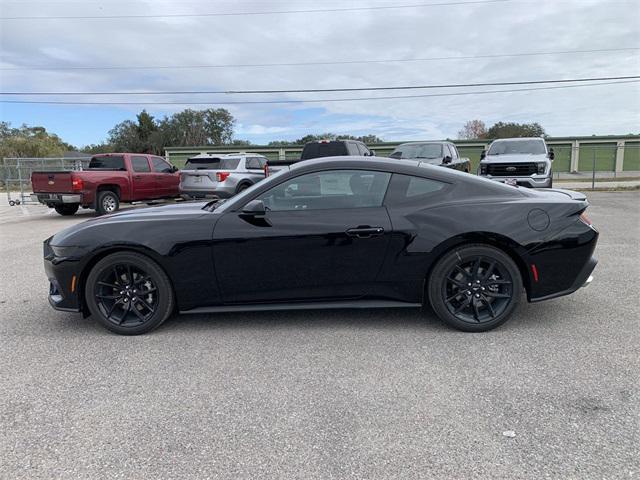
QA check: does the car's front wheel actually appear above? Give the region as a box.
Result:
[428,244,522,332]
[85,251,174,335]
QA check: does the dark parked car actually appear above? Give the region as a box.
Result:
[267,139,375,174]
[43,157,597,335]
[389,141,471,172]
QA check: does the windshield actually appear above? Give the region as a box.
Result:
[212,168,289,213]
[185,157,240,170]
[488,140,546,155]
[301,142,348,160]
[392,144,443,159]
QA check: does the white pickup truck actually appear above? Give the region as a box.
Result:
[477,137,555,188]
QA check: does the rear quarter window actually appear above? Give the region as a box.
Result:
[384,174,447,206]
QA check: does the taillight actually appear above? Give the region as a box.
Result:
[216,172,230,182]
[264,164,269,177]
[71,177,83,191]
[579,211,593,226]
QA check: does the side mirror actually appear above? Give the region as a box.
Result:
[443,155,452,164]
[548,148,555,160]
[480,149,486,160]
[242,199,266,216]
[171,165,179,173]
[369,149,376,157]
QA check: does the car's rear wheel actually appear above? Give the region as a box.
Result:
[96,190,119,215]
[236,183,250,194]
[54,204,79,216]
[428,244,522,332]
[85,252,174,335]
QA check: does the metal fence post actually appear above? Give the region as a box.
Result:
[591,148,596,190]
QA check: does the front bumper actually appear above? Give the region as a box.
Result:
[479,175,552,188]
[32,193,82,205]
[44,240,82,312]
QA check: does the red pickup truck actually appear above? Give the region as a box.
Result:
[31,153,180,215]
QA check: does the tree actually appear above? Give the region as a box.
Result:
[486,122,546,139]
[105,108,237,154]
[268,133,384,146]
[458,120,487,140]
[0,122,76,158]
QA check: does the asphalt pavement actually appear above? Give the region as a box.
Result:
[1,192,638,479]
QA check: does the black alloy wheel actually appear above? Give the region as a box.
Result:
[86,252,174,335]
[428,244,522,332]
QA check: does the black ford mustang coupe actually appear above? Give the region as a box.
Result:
[43,157,598,335]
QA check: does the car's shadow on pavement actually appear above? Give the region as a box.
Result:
[158,308,451,334]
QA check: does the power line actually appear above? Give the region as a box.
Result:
[2,47,637,71]
[2,75,639,96]
[0,0,511,20]
[1,79,637,105]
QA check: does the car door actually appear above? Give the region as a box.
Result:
[212,169,393,304]
[151,156,179,197]
[130,155,157,199]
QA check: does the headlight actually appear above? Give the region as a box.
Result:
[479,164,487,175]
[50,245,86,258]
[537,163,546,174]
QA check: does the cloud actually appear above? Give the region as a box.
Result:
[1,0,639,144]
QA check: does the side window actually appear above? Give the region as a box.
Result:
[448,145,458,159]
[347,142,360,155]
[131,156,151,172]
[384,174,447,206]
[151,156,173,173]
[258,157,267,168]
[246,157,261,170]
[256,170,391,211]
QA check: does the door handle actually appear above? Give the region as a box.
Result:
[345,226,384,238]
[134,175,142,179]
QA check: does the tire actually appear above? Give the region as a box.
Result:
[85,251,175,335]
[54,204,79,216]
[96,190,120,215]
[236,183,251,194]
[427,244,522,332]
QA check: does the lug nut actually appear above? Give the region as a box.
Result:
[475,294,480,298]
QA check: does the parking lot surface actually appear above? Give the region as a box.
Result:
[1,192,638,479]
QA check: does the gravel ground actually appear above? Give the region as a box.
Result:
[1,192,638,480]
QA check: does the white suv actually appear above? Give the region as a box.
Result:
[179,153,268,199]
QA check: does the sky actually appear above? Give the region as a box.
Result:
[0,0,639,147]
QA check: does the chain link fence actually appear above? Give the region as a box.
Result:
[1,157,91,205]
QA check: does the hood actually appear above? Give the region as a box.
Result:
[483,153,548,163]
[50,201,210,246]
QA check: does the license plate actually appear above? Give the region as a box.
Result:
[504,178,517,186]
[193,176,202,183]
[48,194,59,199]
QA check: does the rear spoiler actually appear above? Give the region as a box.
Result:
[545,188,587,202]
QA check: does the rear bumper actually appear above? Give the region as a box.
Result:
[32,193,82,205]
[529,256,597,302]
[179,188,234,199]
